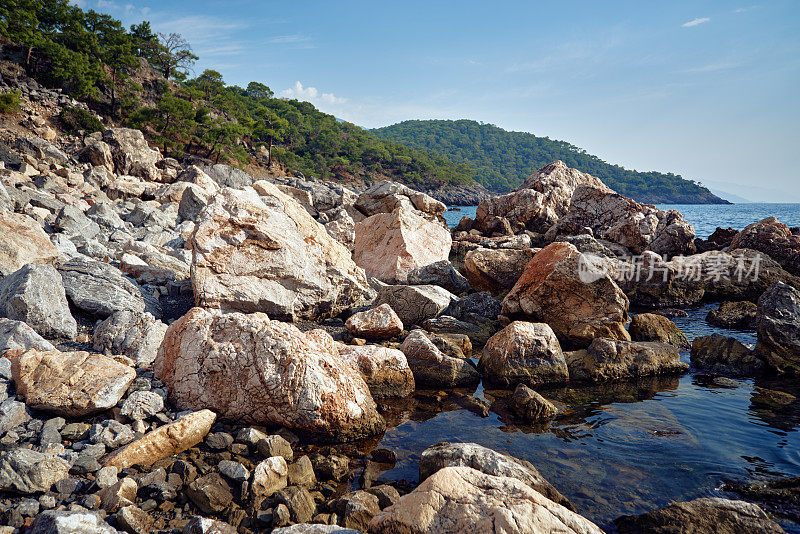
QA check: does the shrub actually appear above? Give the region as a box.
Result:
[58,106,104,134]
[0,91,21,115]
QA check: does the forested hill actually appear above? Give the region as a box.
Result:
[372,119,728,204]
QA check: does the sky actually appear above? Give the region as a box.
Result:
[79,0,800,202]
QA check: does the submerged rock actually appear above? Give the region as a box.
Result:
[502,242,630,347]
[510,384,560,422]
[369,466,602,534]
[480,321,568,387]
[615,497,784,534]
[691,334,765,377]
[567,338,688,382]
[707,301,758,329]
[155,307,384,441]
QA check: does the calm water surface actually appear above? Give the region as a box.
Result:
[384,202,800,531]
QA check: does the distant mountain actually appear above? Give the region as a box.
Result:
[372,119,729,204]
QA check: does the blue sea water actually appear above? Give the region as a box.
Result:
[444,203,800,239]
[376,202,800,532]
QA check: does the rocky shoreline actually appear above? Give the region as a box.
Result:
[0,74,798,533]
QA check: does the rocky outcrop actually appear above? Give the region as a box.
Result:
[615,497,784,534]
[345,304,403,340]
[103,410,216,469]
[9,349,136,417]
[353,207,451,284]
[355,181,445,219]
[0,263,77,340]
[567,338,689,382]
[629,313,688,348]
[549,184,696,257]
[502,242,630,347]
[418,442,571,509]
[475,161,612,234]
[338,345,415,398]
[102,128,161,180]
[480,321,568,387]
[0,211,58,276]
[707,301,758,329]
[463,248,537,295]
[190,186,372,321]
[691,334,765,376]
[400,329,480,387]
[373,284,455,327]
[730,217,800,275]
[92,310,167,367]
[154,308,384,441]
[756,282,800,374]
[369,466,602,534]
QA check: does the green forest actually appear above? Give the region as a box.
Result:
[372,119,727,204]
[0,0,473,190]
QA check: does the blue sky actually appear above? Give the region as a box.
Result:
[82,0,799,201]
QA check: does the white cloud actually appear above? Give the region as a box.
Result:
[685,61,740,73]
[280,81,347,106]
[682,17,710,27]
[734,6,758,13]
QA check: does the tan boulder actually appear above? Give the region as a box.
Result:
[629,313,688,348]
[154,308,384,441]
[252,456,288,498]
[0,211,58,276]
[338,344,415,398]
[353,207,452,284]
[345,304,403,340]
[730,216,800,275]
[463,248,537,296]
[480,321,568,387]
[9,350,136,417]
[355,181,445,219]
[190,186,372,321]
[502,242,630,347]
[566,338,689,382]
[103,410,216,469]
[368,466,603,534]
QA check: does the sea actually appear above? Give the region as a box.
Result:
[371,203,800,532]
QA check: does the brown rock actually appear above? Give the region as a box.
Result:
[566,338,689,382]
[629,313,689,348]
[462,248,537,296]
[706,301,758,329]
[345,304,403,340]
[502,242,631,347]
[400,329,480,387]
[9,350,136,417]
[480,321,568,387]
[730,216,800,275]
[103,410,216,469]
[154,308,384,441]
[691,334,765,377]
[510,384,559,421]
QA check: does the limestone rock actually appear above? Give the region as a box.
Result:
[707,301,758,329]
[190,186,372,321]
[691,334,765,377]
[10,349,136,417]
[103,128,161,179]
[373,284,455,327]
[566,338,689,382]
[338,344,415,398]
[92,310,167,367]
[58,257,146,318]
[730,217,800,275]
[182,517,239,534]
[103,410,216,469]
[252,456,288,498]
[154,307,384,441]
[0,211,58,276]
[0,318,55,353]
[325,209,356,251]
[463,247,536,296]
[353,207,452,284]
[77,137,114,172]
[502,242,631,347]
[756,281,800,374]
[480,321,568,387]
[28,510,116,534]
[0,263,76,340]
[400,329,479,387]
[369,466,602,534]
[345,304,403,340]
[0,448,70,494]
[418,442,570,509]
[615,497,784,534]
[355,181,445,219]
[629,313,688,348]
[407,260,471,295]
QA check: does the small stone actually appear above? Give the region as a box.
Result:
[0,448,70,494]
[287,455,316,488]
[257,435,293,462]
[235,427,267,446]
[510,384,559,421]
[313,454,350,482]
[95,466,119,488]
[206,431,234,451]
[89,420,135,448]
[252,456,288,498]
[187,472,233,514]
[97,477,137,512]
[275,485,316,524]
[120,391,164,421]
[116,505,153,534]
[218,460,249,483]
